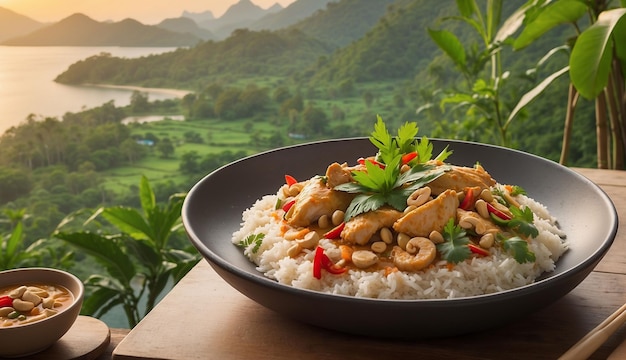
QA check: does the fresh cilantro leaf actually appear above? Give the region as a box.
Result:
[395,164,448,189]
[501,235,536,263]
[434,144,453,162]
[437,218,471,264]
[237,233,265,254]
[508,206,539,238]
[510,185,527,196]
[335,116,452,220]
[369,115,398,165]
[415,136,433,163]
[343,193,387,221]
[396,121,419,154]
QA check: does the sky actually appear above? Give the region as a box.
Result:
[0,0,297,24]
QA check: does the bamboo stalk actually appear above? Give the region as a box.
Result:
[560,84,578,165]
[596,95,609,169]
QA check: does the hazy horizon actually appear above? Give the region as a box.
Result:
[0,0,297,24]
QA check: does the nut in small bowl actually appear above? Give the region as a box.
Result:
[0,267,84,358]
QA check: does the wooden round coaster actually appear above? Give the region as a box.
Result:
[26,315,111,360]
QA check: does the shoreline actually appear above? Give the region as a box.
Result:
[83,84,192,97]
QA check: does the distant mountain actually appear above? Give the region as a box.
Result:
[0,7,45,42]
[197,0,283,39]
[55,28,334,87]
[290,0,399,48]
[181,10,215,24]
[2,13,201,46]
[157,17,214,41]
[310,0,444,83]
[249,0,336,32]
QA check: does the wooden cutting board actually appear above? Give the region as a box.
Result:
[25,315,111,360]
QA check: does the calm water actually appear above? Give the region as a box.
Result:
[0,46,182,134]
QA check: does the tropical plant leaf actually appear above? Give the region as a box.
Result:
[570,8,626,99]
[513,0,587,50]
[507,66,569,125]
[3,221,23,267]
[139,175,156,215]
[123,237,161,270]
[80,286,123,316]
[102,207,154,240]
[428,28,467,71]
[455,0,475,18]
[55,232,136,285]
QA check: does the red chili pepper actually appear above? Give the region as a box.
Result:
[459,188,475,211]
[282,199,296,213]
[468,244,490,256]
[313,246,347,279]
[0,295,13,308]
[285,174,297,187]
[313,246,323,279]
[323,222,345,239]
[401,151,418,165]
[486,202,512,221]
[357,157,385,169]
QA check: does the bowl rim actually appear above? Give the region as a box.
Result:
[183,137,619,305]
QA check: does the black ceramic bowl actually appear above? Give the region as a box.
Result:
[182,138,618,338]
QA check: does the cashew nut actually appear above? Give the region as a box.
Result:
[407,186,432,207]
[296,231,320,249]
[351,250,378,269]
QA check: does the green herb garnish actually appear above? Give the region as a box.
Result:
[437,218,471,264]
[508,206,539,238]
[500,235,536,263]
[237,233,265,254]
[334,116,451,221]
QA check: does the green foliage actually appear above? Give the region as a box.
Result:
[55,29,334,89]
[54,176,201,327]
[0,209,73,271]
[425,0,531,146]
[437,219,471,264]
[513,0,626,169]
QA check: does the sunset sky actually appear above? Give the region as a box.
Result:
[0,0,297,24]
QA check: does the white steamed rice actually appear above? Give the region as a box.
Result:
[232,187,568,299]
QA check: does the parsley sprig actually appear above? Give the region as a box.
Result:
[508,206,539,238]
[237,233,264,254]
[500,235,536,263]
[437,219,471,263]
[334,116,452,221]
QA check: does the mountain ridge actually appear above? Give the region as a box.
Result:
[1,13,201,46]
[0,7,45,42]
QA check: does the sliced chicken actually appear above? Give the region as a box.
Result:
[427,164,496,195]
[393,189,459,237]
[286,177,353,228]
[326,162,353,188]
[325,162,365,188]
[341,207,403,245]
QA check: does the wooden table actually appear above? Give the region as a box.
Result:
[112,168,625,360]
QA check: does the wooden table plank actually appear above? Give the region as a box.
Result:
[112,261,626,360]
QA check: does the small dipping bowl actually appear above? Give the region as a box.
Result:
[0,267,84,358]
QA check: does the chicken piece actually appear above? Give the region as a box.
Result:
[285,177,353,228]
[427,164,496,195]
[325,162,365,188]
[326,162,353,188]
[341,208,403,245]
[393,189,459,237]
